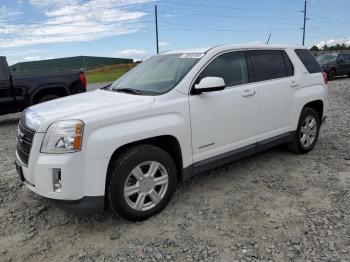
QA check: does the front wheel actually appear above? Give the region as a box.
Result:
[287,107,320,154]
[107,145,177,221]
[328,69,336,81]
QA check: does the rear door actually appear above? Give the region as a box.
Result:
[189,51,259,163]
[0,58,15,114]
[247,50,295,141]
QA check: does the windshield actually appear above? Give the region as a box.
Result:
[316,54,338,64]
[110,53,202,95]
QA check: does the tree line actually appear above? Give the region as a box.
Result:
[310,43,350,51]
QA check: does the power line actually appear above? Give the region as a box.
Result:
[157,0,300,13]
[160,21,299,32]
[157,11,297,20]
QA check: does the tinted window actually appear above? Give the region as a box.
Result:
[282,51,294,76]
[199,51,248,87]
[0,60,8,81]
[295,49,322,73]
[250,50,289,81]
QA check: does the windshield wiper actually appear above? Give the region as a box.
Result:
[113,87,142,95]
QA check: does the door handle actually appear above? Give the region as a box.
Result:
[241,89,256,97]
[290,81,299,88]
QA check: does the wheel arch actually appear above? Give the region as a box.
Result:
[303,100,324,121]
[106,135,184,185]
[30,86,69,105]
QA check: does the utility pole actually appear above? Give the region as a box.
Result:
[266,33,271,45]
[155,5,159,54]
[301,0,309,46]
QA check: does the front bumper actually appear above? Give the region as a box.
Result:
[15,132,109,213]
[15,159,105,214]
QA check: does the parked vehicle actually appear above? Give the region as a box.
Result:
[316,52,350,80]
[0,56,87,115]
[15,45,328,221]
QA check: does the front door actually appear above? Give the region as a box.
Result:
[189,51,259,163]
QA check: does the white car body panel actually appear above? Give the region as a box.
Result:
[16,44,328,204]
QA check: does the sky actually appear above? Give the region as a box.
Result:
[0,0,349,65]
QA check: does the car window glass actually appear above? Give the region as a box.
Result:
[0,60,8,81]
[199,51,248,87]
[250,50,288,81]
[295,49,322,73]
[282,51,294,76]
[338,54,345,62]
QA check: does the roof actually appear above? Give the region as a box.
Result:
[162,44,306,55]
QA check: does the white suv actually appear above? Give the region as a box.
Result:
[15,45,328,221]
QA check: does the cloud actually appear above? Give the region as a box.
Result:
[159,41,168,47]
[315,37,350,49]
[114,49,148,60]
[0,0,152,48]
[24,56,41,61]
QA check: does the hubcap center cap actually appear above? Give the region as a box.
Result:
[140,177,155,193]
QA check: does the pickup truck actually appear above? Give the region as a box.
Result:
[0,56,87,115]
[15,45,328,221]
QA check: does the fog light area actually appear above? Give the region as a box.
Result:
[52,168,62,192]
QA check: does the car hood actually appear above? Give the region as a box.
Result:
[28,90,155,132]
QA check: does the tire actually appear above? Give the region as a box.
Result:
[328,69,336,81]
[38,94,60,103]
[107,145,177,221]
[287,107,321,154]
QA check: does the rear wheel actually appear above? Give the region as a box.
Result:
[287,107,320,154]
[107,145,177,221]
[38,94,60,103]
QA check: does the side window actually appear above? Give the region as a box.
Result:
[0,60,8,81]
[199,51,248,87]
[282,51,294,76]
[295,49,322,73]
[337,54,345,62]
[250,50,289,81]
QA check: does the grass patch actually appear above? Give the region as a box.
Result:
[86,63,137,83]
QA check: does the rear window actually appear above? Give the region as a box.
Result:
[250,50,291,82]
[295,49,322,73]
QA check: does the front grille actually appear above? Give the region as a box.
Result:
[16,121,35,165]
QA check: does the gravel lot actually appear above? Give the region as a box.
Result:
[0,79,349,262]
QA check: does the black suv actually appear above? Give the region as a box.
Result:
[316,53,350,80]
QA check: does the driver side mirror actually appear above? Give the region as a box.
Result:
[337,59,344,64]
[193,77,225,94]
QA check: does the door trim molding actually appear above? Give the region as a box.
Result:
[182,131,295,181]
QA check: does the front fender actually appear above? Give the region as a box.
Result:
[84,113,188,160]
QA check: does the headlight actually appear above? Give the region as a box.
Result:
[41,120,84,153]
[23,108,45,131]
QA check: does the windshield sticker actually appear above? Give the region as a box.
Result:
[179,53,205,59]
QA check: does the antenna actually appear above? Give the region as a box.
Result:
[266,33,271,44]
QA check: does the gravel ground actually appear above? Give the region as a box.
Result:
[0,79,349,262]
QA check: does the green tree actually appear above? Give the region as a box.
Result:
[310,45,319,51]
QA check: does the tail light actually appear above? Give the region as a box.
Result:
[79,72,87,88]
[322,72,328,85]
